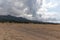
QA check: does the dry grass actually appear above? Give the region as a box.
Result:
[0,23,60,40]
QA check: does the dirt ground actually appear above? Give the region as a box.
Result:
[0,23,60,40]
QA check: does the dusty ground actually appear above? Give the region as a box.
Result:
[0,23,60,40]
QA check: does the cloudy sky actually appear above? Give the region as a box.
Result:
[0,0,60,23]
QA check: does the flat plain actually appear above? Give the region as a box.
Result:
[0,23,60,40]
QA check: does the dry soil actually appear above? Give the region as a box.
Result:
[0,23,60,40]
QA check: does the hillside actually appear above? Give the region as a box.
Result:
[0,15,59,24]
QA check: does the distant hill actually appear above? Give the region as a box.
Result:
[0,15,59,24]
[0,15,32,23]
[0,15,43,23]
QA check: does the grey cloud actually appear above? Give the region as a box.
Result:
[0,0,59,23]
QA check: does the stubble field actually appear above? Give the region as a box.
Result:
[0,23,60,40]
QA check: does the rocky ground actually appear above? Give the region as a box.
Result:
[0,23,60,40]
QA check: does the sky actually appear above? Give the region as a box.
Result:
[0,0,60,23]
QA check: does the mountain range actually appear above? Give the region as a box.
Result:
[0,15,59,24]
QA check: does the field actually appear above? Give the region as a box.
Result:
[0,23,60,40]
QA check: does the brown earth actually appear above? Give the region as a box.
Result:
[0,23,60,40]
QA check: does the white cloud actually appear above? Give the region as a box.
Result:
[36,0,60,22]
[0,0,60,23]
[47,2,58,8]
